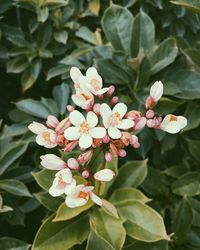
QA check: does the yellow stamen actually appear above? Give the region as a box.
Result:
[79,191,88,199]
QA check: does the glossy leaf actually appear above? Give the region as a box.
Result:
[0,237,30,250]
[171,0,200,14]
[53,83,69,115]
[32,169,56,191]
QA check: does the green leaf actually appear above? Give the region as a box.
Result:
[53,83,69,115]
[54,30,68,45]
[154,98,183,116]
[53,200,93,222]
[0,142,28,175]
[109,187,150,205]
[101,199,119,218]
[34,192,63,212]
[172,172,200,196]
[186,139,200,162]
[0,179,32,197]
[37,23,52,48]
[117,200,169,242]
[32,169,56,191]
[111,160,148,190]
[172,198,193,242]
[33,214,90,250]
[87,209,126,250]
[0,237,30,250]
[183,102,200,131]
[149,38,178,75]
[76,26,97,45]
[124,240,168,250]
[47,64,69,80]
[16,99,52,119]
[102,4,133,52]
[7,57,29,74]
[171,0,200,14]
[37,7,49,23]
[130,9,155,57]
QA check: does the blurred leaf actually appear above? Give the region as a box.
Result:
[0,237,30,250]
[183,102,200,131]
[101,199,119,218]
[7,57,29,74]
[89,0,100,16]
[0,179,32,197]
[130,10,155,57]
[124,240,168,250]
[37,24,52,48]
[171,0,200,14]
[47,64,69,80]
[53,83,69,115]
[76,26,97,45]
[37,7,49,23]
[154,98,183,115]
[186,139,200,162]
[102,4,133,52]
[32,169,56,191]
[172,172,200,196]
[33,214,90,250]
[54,30,68,44]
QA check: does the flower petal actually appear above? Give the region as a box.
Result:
[65,196,88,208]
[36,134,46,146]
[40,154,65,170]
[79,134,92,149]
[100,103,112,128]
[94,169,115,182]
[28,122,46,134]
[90,192,102,206]
[161,121,180,134]
[113,103,127,118]
[87,111,98,128]
[70,67,83,84]
[108,127,121,139]
[56,168,72,183]
[90,127,106,139]
[64,127,80,140]
[117,119,134,130]
[177,116,187,130]
[49,184,65,197]
[65,179,76,195]
[96,88,109,95]
[69,110,85,126]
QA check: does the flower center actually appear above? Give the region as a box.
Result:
[81,92,91,101]
[109,112,122,126]
[90,79,100,91]
[79,191,88,199]
[58,175,66,188]
[42,131,51,143]
[79,122,90,134]
[169,115,177,122]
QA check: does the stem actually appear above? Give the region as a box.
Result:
[96,157,106,195]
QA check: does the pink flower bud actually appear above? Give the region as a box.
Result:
[121,132,131,146]
[102,134,110,143]
[118,149,127,157]
[145,96,155,109]
[126,110,141,121]
[97,94,104,100]
[111,96,119,105]
[67,158,79,170]
[106,85,115,97]
[82,169,89,179]
[146,110,155,119]
[56,118,71,134]
[130,135,139,145]
[147,119,155,128]
[133,142,140,148]
[46,115,59,129]
[134,117,146,131]
[78,150,93,165]
[105,152,113,162]
[93,103,101,115]
[67,105,74,112]
[63,140,78,152]
[154,117,162,127]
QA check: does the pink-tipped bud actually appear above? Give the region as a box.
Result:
[46,115,59,129]
[146,110,155,119]
[126,110,141,121]
[56,117,71,134]
[63,140,78,152]
[118,149,127,157]
[106,85,115,97]
[105,152,113,162]
[67,158,79,170]
[147,119,155,128]
[134,117,146,131]
[145,96,155,109]
[111,96,119,105]
[82,169,89,179]
[154,117,162,127]
[130,135,139,145]
[102,134,110,143]
[133,142,140,148]
[78,150,93,165]
[67,105,74,112]
[97,94,104,100]
[93,103,101,115]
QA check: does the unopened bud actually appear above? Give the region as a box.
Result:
[111,96,119,105]
[106,85,115,97]
[82,169,89,179]
[146,109,155,119]
[78,150,93,165]
[121,132,131,146]
[133,142,140,148]
[118,149,127,157]
[46,115,59,129]
[67,158,79,170]
[93,103,101,115]
[67,105,74,112]
[102,134,110,143]
[126,110,141,121]
[145,96,155,109]
[105,152,113,162]
[56,117,71,134]
[146,119,155,128]
[97,94,104,100]
[134,117,146,131]
[63,140,78,152]
[130,135,139,145]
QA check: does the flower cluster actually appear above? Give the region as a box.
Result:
[28,67,187,208]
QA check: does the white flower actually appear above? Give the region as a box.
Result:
[28,122,57,148]
[49,169,76,197]
[94,169,115,182]
[72,89,94,110]
[160,114,187,134]
[150,81,163,102]
[100,103,134,139]
[65,184,102,208]
[40,154,66,170]
[70,67,108,95]
[64,110,106,149]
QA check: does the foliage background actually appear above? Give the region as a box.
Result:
[1,0,200,249]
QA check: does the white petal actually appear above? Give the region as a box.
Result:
[69,110,85,126]
[40,154,65,170]
[117,119,134,130]
[100,103,112,128]
[162,121,180,134]
[86,67,99,79]
[64,127,80,140]
[90,192,102,206]
[150,81,163,102]
[70,67,83,84]
[82,186,94,193]
[79,134,92,149]
[177,116,187,130]
[28,122,46,134]
[65,179,76,195]
[108,127,121,139]
[36,134,46,146]
[113,103,127,118]
[96,88,109,95]
[65,196,88,208]
[72,94,84,108]
[49,185,64,197]
[94,169,115,182]
[56,168,72,183]
[87,111,98,128]
[90,127,106,139]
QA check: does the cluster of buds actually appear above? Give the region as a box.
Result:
[28,67,187,208]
